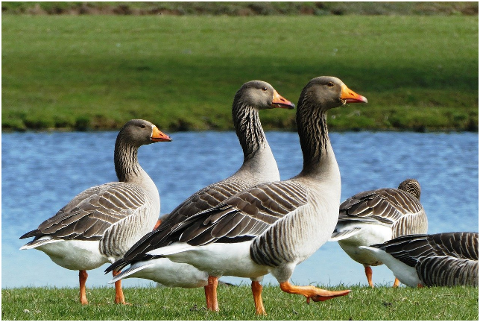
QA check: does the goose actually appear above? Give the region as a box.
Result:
[107,76,367,314]
[106,80,295,309]
[359,232,478,287]
[19,119,171,305]
[330,179,428,287]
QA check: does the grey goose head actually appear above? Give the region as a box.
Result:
[293,76,367,177]
[298,76,368,112]
[114,119,171,182]
[231,81,294,162]
[233,80,295,112]
[398,178,421,200]
[116,119,172,148]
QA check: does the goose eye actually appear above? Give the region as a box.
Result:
[262,87,268,92]
[140,124,146,128]
[327,82,334,87]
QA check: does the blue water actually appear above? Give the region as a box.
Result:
[2,131,478,289]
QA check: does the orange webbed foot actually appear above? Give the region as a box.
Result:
[280,281,350,304]
[306,289,351,304]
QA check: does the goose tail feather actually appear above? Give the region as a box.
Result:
[330,227,361,241]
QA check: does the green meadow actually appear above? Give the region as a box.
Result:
[2,284,478,320]
[2,14,478,132]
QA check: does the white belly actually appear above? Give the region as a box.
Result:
[36,239,108,270]
[338,224,392,266]
[123,258,209,288]
[164,241,269,279]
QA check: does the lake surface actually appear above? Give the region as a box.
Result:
[2,131,478,289]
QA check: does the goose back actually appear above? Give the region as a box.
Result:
[334,179,428,240]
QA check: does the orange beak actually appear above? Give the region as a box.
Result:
[151,126,172,142]
[340,84,368,104]
[272,90,295,109]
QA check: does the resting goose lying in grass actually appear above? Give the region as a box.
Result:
[360,232,478,287]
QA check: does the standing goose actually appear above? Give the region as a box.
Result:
[107,76,367,314]
[107,81,294,309]
[330,179,428,287]
[359,232,478,287]
[20,119,171,305]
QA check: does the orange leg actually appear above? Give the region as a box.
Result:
[79,270,89,305]
[364,265,374,288]
[417,283,424,288]
[204,276,219,311]
[153,219,162,230]
[279,281,350,304]
[393,277,400,288]
[113,270,126,304]
[251,281,266,315]
[204,284,212,309]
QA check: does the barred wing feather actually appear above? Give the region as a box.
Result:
[161,181,248,227]
[338,188,423,228]
[20,182,148,243]
[371,232,478,287]
[173,181,308,246]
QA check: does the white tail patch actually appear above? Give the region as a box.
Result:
[329,228,361,241]
[109,262,155,284]
[146,242,193,257]
[19,237,58,250]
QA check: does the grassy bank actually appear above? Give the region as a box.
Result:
[2,284,478,320]
[2,2,478,16]
[2,15,478,132]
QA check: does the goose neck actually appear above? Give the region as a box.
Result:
[114,141,143,183]
[233,103,268,162]
[113,135,160,212]
[297,105,336,178]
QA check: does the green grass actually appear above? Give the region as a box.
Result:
[2,2,478,16]
[2,284,478,320]
[2,15,478,132]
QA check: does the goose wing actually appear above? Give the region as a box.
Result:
[159,181,249,231]
[20,182,149,244]
[107,180,271,272]
[106,180,307,273]
[418,256,478,286]
[372,232,478,266]
[174,180,308,246]
[372,232,478,286]
[338,188,423,226]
